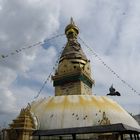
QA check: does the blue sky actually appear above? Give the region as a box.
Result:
[0,0,140,127]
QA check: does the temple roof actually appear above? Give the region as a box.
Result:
[9,105,37,130]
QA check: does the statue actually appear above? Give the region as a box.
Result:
[107,84,121,96]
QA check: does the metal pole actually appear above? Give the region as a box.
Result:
[2,130,4,140]
[72,134,76,140]
[130,134,133,140]
[120,133,123,140]
[136,134,139,140]
[134,134,137,140]
[39,135,41,140]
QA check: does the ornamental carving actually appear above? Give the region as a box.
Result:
[99,112,111,125]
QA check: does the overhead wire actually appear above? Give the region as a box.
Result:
[1,31,139,97]
[33,44,65,99]
[79,36,140,96]
[0,33,64,61]
[0,33,64,99]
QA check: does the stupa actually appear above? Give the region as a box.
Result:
[4,18,140,140]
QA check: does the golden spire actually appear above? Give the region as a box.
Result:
[9,105,36,130]
[70,17,75,25]
[65,17,79,39]
[52,18,94,96]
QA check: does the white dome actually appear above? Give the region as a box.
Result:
[30,95,140,130]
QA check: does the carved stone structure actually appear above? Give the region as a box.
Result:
[5,105,36,140]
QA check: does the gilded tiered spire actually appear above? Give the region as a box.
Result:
[7,105,37,140]
[60,18,87,62]
[65,17,79,40]
[52,18,94,96]
[9,105,36,130]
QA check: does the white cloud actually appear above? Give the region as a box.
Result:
[0,0,60,125]
[0,88,17,114]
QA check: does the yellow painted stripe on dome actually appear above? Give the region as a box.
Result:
[31,95,127,113]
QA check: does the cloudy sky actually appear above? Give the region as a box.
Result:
[0,0,140,127]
